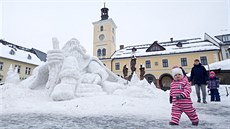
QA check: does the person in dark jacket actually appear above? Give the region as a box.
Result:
[207,71,221,102]
[190,59,208,103]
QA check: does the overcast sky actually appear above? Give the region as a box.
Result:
[1,0,229,55]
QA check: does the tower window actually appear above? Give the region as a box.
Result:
[100,26,104,31]
[97,49,102,56]
[112,28,115,34]
[102,48,106,56]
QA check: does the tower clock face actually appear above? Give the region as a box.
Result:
[99,34,105,41]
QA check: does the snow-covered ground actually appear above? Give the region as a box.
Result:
[1,82,230,129]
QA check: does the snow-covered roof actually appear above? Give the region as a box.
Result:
[205,59,230,70]
[0,42,44,65]
[111,38,220,59]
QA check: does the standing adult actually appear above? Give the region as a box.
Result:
[190,59,208,104]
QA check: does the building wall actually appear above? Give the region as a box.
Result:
[110,51,220,79]
[0,57,38,83]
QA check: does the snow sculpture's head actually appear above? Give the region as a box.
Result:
[62,38,90,59]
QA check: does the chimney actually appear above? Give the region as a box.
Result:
[170,38,173,43]
[120,45,124,49]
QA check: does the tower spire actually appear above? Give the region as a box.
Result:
[101,2,109,20]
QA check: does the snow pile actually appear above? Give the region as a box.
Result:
[113,73,157,98]
[205,59,230,70]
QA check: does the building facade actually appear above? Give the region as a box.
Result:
[92,5,222,89]
[0,40,45,84]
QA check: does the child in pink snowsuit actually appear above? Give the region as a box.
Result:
[169,67,199,126]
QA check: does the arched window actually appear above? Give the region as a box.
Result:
[97,49,102,56]
[100,26,104,31]
[102,48,106,56]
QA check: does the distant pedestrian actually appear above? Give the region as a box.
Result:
[169,67,199,126]
[190,59,208,104]
[207,71,221,102]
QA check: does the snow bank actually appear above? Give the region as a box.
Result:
[205,59,230,70]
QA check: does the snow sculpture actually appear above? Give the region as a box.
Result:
[28,38,126,101]
[113,72,155,98]
[5,64,20,84]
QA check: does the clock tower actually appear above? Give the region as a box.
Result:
[92,3,117,59]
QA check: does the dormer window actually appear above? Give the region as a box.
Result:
[150,46,161,51]
[132,47,137,52]
[27,54,32,60]
[9,49,15,55]
[146,41,166,52]
[176,42,182,47]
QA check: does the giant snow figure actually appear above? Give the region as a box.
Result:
[28,38,126,101]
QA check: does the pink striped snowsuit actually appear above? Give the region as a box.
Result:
[170,77,199,125]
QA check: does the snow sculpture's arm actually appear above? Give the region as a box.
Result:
[87,60,109,84]
[46,38,64,95]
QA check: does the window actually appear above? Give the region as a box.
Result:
[102,48,106,56]
[112,28,115,34]
[27,54,32,60]
[145,60,151,68]
[200,56,208,65]
[15,65,21,73]
[9,49,15,55]
[115,63,120,70]
[181,58,187,66]
[223,35,230,42]
[150,46,161,51]
[25,67,31,75]
[0,62,3,70]
[154,62,158,66]
[176,42,182,47]
[162,59,168,67]
[100,26,104,31]
[97,49,101,56]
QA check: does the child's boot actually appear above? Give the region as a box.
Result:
[192,121,199,126]
[169,122,178,125]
